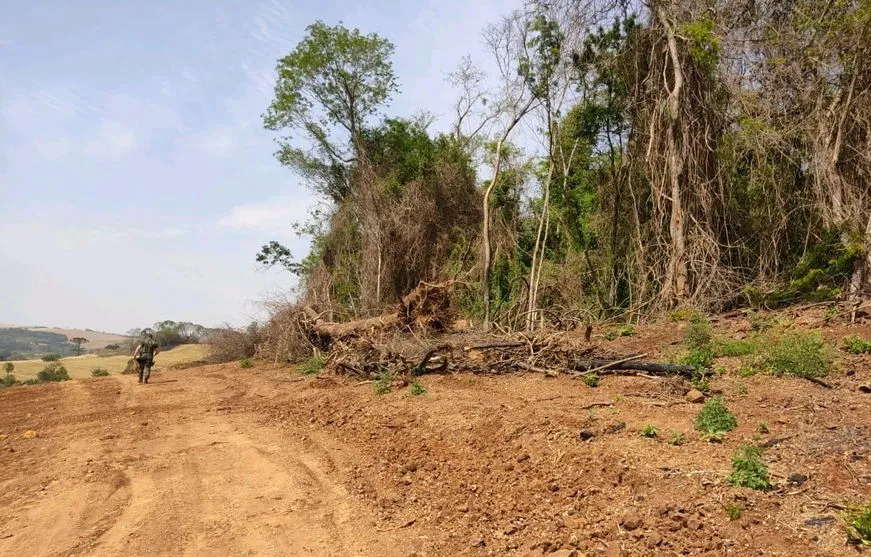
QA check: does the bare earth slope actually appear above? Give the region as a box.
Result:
[1,351,869,556]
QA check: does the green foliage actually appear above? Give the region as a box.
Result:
[37,363,70,382]
[695,397,737,438]
[583,373,600,387]
[300,355,327,375]
[757,422,769,434]
[264,21,398,203]
[667,430,686,446]
[2,362,13,374]
[90,368,109,377]
[715,339,756,358]
[105,344,120,351]
[726,503,743,520]
[678,15,721,71]
[239,358,253,369]
[685,315,713,351]
[42,354,61,362]
[691,373,711,393]
[738,365,758,377]
[0,328,76,360]
[640,424,658,438]
[374,372,393,395]
[409,380,426,396]
[618,324,635,337]
[727,443,771,490]
[758,331,830,378]
[23,378,40,385]
[844,501,871,546]
[675,349,714,370]
[843,336,871,354]
[1,374,18,388]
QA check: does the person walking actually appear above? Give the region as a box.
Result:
[133,332,160,384]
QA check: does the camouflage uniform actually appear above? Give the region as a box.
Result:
[136,338,159,384]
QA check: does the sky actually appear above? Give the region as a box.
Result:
[0,0,522,333]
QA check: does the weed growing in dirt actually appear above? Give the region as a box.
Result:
[715,339,757,357]
[409,380,426,396]
[641,424,658,438]
[619,324,635,337]
[737,382,748,395]
[90,368,109,377]
[759,330,830,378]
[686,315,713,351]
[738,364,758,377]
[843,336,871,355]
[37,363,70,383]
[844,501,871,546]
[41,354,61,362]
[726,503,743,520]
[603,330,618,341]
[583,373,600,387]
[727,443,771,490]
[695,397,737,438]
[748,311,775,333]
[239,358,253,369]
[374,372,393,395]
[757,422,769,434]
[691,373,711,393]
[668,430,685,446]
[1,374,18,388]
[299,354,326,375]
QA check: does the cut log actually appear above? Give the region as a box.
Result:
[572,359,696,376]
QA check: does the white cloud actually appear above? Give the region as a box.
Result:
[194,127,238,157]
[218,194,318,235]
[84,120,138,159]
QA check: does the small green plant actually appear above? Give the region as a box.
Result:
[299,354,327,375]
[90,368,110,377]
[37,363,70,382]
[727,443,771,490]
[603,330,618,341]
[23,378,40,385]
[738,364,758,377]
[374,371,394,395]
[618,324,635,337]
[844,501,871,546]
[239,358,253,369]
[748,311,775,332]
[725,502,743,520]
[641,424,658,438]
[737,382,748,395]
[759,330,830,378]
[409,380,426,396]
[843,336,871,355]
[677,348,714,370]
[823,305,840,322]
[583,373,600,387]
[41,354,61,362]
[715,339,756,357]
[695,396,737,438]
[756,422,769,435]
[1,374,18,388]
[685,315,713,351]
[691,373,711,393]
[668,430,686,446]
[670,308,698,322]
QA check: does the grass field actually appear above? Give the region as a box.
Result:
[5,344,212,380]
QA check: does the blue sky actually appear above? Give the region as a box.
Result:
[0,0,521,333]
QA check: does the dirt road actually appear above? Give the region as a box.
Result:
[1,356,869,556]
[0,370,404,557]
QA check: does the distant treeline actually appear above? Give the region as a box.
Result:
[0,328,76,360]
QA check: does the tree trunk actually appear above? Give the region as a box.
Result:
[482,138,505,331]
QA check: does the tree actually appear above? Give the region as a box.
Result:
[264,21,399,203]
[3,362,13,375]
[70,337,89,356]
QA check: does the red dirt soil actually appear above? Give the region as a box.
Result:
[1,310,870,556]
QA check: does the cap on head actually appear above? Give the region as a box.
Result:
[145,332,153,339]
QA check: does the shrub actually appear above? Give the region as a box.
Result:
[756,422,769,434]
[105,344,121,351]
[667,430,686,446]
[23,378,40,385]
[677,348,714,370]
[299,354,326,375]
[207,324,261,363]
[122,358,139,375]
[1,374,18,388]
[374,371,393,395]
[691,373,711,393]
[641,424,658,438]
[843,336,871,355]
[844,501,871,546]
[2,362,13,374]
[90,368,110,377]
[619,324,635,337]
[715,339,756,357]
[727,443,771,490]
[685,315,713,351]
[695,397,737,438]
[41,354,61,362]
[583,373,600,387]
[239,358,253,369]
[37,363,70,382]
[726,503,743,520]
[409,380,426,396]
[759,330,829,378]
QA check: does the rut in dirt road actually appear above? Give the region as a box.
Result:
[0,371,403,557]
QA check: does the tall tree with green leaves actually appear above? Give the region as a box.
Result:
[264,21,398,203]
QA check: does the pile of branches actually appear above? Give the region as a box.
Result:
[299,282,697,380]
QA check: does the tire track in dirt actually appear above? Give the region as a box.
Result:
[0,373,404,557]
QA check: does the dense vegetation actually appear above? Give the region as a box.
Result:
[257,1,871,329]
[0,328,76,360]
